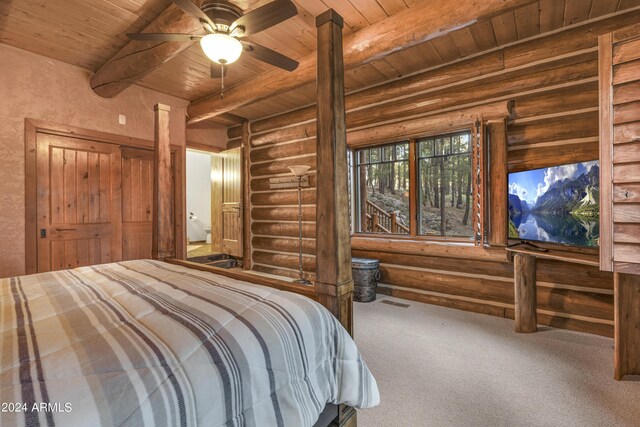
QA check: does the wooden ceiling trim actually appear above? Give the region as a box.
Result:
[188,0,537,123]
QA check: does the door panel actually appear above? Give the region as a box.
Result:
[221,148,243,257]
[121,147,154,260]
[37,133,122,272]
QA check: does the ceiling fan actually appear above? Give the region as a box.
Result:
[127,0,299,96]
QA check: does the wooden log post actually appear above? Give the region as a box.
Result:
[390,212,397,233]
[514,253,537,333]
[487,119,508,246]
[372,211,379,233]
[315,10,356,426]
[152,103,175,259]
[614,272,640,380]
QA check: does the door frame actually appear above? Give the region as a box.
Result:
[25,119,186,274]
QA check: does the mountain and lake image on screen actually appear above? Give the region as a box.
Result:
[508,161,599,247]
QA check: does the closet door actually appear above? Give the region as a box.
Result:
[121,147,154,260]
[36,133,122,272]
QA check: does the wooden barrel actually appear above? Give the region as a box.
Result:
[352,258,380,302]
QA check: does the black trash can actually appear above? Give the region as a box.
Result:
[352,258,380,302]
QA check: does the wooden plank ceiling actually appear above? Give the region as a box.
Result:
[0,0,637,124]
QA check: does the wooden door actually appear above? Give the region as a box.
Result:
[221,148,243,257]
[36,133,122,272]
[121,147,154,260]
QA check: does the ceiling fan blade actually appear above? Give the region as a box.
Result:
[242,41,298,72]
[230,0,297,36]
[172,0,215,29]
[210,62,228,78]
[127,33,202,42]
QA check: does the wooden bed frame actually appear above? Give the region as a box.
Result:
[154,10,357,427]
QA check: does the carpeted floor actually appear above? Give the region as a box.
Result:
[354,296,640,427]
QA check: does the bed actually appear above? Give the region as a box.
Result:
[0,260,379,426]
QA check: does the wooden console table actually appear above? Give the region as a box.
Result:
[505,247,599,333]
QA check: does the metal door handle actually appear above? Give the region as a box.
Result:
[55,228,76,232]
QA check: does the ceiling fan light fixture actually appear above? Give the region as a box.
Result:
[200,33,243,65]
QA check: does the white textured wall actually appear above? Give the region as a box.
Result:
[186,150,212,242]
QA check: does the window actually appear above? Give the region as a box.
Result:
[417,132,472,237]
[355,141,411,234]
[354,129,477,241]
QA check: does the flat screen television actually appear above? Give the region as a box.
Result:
[508,161,600,247]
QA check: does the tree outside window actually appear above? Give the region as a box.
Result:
[417,132,472,237]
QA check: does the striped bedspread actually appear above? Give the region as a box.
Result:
[1,260,379,426]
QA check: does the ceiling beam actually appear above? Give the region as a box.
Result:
[187,0,536,123]
[90,2,204,98]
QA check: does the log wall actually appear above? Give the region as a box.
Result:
[227,12,640,337]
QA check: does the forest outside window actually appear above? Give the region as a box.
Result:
[354,129,477,241]
[417,132,472,237]
[356,142,411,234]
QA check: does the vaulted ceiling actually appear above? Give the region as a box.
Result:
[1,0,638,127]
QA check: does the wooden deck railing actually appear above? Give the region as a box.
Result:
[364,200,410,234]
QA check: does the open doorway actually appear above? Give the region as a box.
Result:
[186,148,213,257]
[186,147,244,267]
